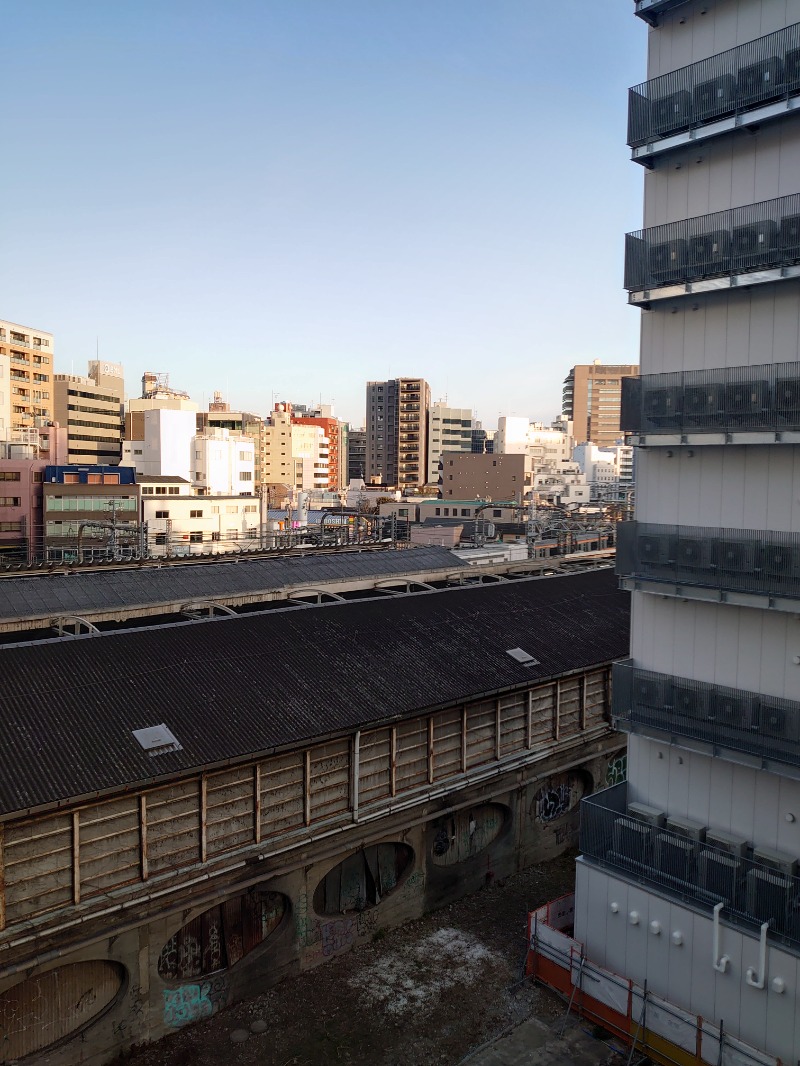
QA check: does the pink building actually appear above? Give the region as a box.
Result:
[0,424,68,561]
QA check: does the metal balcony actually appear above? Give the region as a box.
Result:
[612,660,800,775]
[629,22,800,161]
[617,521,800,610]
[625,194,800,305]
[581,783,800,951]
[620,361,800,444]
[633,0,691,25]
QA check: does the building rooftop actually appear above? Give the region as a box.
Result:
[135,474,192,484]
[0,568,628,816]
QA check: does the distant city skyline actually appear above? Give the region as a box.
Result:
[3,1,644,427]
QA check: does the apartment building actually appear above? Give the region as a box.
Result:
[54,361,125,466]
[541,3,800,1063]
[427,403,474,484]
[192,429,255,496]
[200,404,267,490]
[562,362,638,447]
[494,417,573,464]
[0,350,10,438]
[0,318,54,429]
[347,428,367,482]
[366,377,431,488]
[293,414,338,490]
[0,424,68,560]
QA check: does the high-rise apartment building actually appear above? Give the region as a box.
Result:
[0,319,54,430]
[562,361,638,447]
[366,377,430,488]
[293,414,339,490]
[347,429,367,483]
[54,361,125,466]
[426,402,474,484]
[0,350,10,439]
[562,3,800,1062]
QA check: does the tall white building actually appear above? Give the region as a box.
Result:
[192,429,255,496]
[566,2,800,1062]
[426,402,474,484]
[122,409,198,483]
[494,417,573,465]
[572,442,634,499]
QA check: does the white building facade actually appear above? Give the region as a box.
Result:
[569,2,800,1062]
[122,408,197,483]
[427,402,474,484]
[494,416,573,466]
[192,429,255,496]
[572,442,634,500]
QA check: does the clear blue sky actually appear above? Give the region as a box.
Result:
[3,1,645,428]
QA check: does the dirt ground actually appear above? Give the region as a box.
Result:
[114,853,578,1066]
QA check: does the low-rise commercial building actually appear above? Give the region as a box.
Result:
[43,464,140,561]
[441,452,532,502]
[142,487,262,556]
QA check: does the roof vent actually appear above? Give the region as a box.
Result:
[132,724,183,756]
[506,647,540,666]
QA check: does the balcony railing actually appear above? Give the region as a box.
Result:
[581,783,800,950]
[620,361,800,436]
[612,660,800,771]
[628,22,800,149]
[617,521,800,602]
[624,193,800,301]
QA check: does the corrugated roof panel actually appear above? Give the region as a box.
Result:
[0,569,629,815]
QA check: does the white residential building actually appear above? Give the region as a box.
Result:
[427,403,474,484]
[494,416,573,466]
[192,429,255,496]
[0,350,9,439]
[532,461,591,507]
[141,484,261,557]
[122,409,197,483]
[572,442,634,499]
[291,421,329,492]
[566,2,800,1063]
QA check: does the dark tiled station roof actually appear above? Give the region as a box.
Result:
[0,568,629,816]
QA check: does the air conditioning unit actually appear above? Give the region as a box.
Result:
[745,868,790,930]
[752,845,797,879]
[709,689,758,731]
[684,384,725,424]
[779,213,800,261]
[654,832,695,880]
[711,538,757,574]
[628,802,666,827]
[758,541,799,581]
[632,673,671,709]
[693,74,736,122]
[757,698,789,740]
[650,90,692,135]
[672,682,710,720]
[673,536,707,570]
[731,220,779,269]
[775,377,800,426]
[698,848,742,902]
[612,816,652,863]
[666,815,707,842]
[736,56,783,103]
[649,239,688,282]
[687,230,731,275]
[785,46,800,90]
[643,385,683,427]
[705,829,748,857]
[638,532,671,566]
[723,378,770,420]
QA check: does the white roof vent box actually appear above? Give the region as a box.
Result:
[506,647,540,666]
[132,724,183,757]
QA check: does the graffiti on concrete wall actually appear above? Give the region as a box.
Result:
[606,752,627,786]
[295,890,321,948]
[431,806,506,866]
[162,975,229,1028]
[532,772,586,824]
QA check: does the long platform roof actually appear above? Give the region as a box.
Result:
[0,545,468,625]
[0,567,629,816]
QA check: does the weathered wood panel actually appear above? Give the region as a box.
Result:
[146,780,201,876]
[432,708,462,781]
[309,739,350,821]
[259,752,304,837]
[79,796,141,897]
[529,683,556,745]
[584,668,609,726]
[395,719,428,791]
[205,767,255,858]
[498,693,527,757]
[558,677,582,737]
[358,729,392,806]
[3,814,73,922]
[465,700,496,768]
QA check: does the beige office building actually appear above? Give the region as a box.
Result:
[0,319,54,430]
[562,362,639,447]
[54,361,125,466]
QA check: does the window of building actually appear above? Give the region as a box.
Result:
[155,486,167,495]
[32,471,43,483]
[195,451,202,459]
[243,504,257,513]
[142,487,154,494]
[493,509,501,518]
[0,521,22,532]
[87,473,101,484]
[240,471,252,481]
[435,507,441,516]
[195,470,203,480]
[212,506,220,514]
[211,531,220,541]
[168,487,180,495]
[103,474,119,484]
[461,508,469,516]
[227,529,238,539]
[154,533,168,545]
[133,449,143,455]
[189,531,203,543]
[190,509,203,518]
[64,473,79,484]
[0,497,21,507]
[226,505,237,514]
[0,471,21,482]
[239,450,249,461]
[155,509,169,518]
